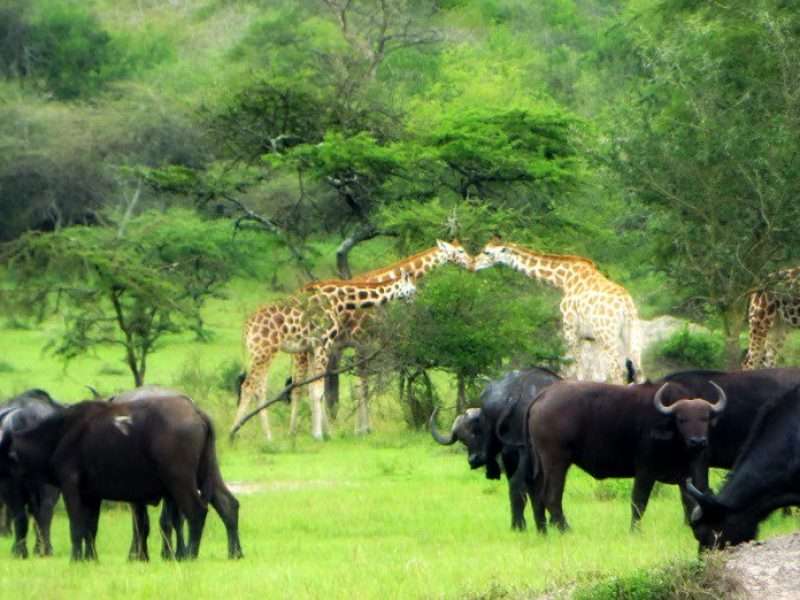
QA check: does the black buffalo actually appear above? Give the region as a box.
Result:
[430,367,561,530]
[0,393,242,561]
[0,389,61,557]
[686,385,800,549]
[528,380,727,532]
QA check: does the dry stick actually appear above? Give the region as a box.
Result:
[229,349,381,439]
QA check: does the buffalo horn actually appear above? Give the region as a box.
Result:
[685,479,708,502]
[429,407,460,446]
[709,381,727,414]
[85,385,102,400]
[653,383,674,414]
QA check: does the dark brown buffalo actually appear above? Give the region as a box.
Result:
[529,380,726,532]
[0,389,61,558]
[0,394,242,561]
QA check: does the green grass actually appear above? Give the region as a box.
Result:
[0,275,798,598]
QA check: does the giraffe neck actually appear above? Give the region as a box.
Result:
[498,246,595,293]
[355,247,448,283]
[314,277,413,311]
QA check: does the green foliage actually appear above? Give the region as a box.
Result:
[572,556,740,600]
[2,210,262,385]
[654,328,726,371]
[0,1,172,100]
[384,267,562,383]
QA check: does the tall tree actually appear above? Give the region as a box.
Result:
[607,0,800,365]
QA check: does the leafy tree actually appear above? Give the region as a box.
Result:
[607,0,800,365]
[2,210,262,386]
[380,267,562,424]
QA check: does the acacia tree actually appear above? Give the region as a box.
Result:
[3,209,259,386]
[607,0,800,365]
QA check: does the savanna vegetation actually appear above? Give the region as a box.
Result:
[2,0,800,598]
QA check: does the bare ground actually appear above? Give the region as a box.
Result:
[721,532,800,599]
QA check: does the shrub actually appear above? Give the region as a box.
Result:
[654,328,725,371]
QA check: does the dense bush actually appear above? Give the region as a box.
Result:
[653,328,725,371]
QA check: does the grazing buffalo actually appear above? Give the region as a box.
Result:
[529,380,727,532]
[687,386,800,549]
[430,367,561,530]
[0,393,242,561]
[0,389,61,557]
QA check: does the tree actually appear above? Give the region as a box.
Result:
[607,0,800,365]
[2,209,262,386]
[379,267,562,425]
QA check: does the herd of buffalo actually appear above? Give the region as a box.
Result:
[430,367,800,550]
[2,367,800,562]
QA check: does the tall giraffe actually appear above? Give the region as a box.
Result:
[288,240,475,436]
[742,267,800,369]
[234,272,417,441]
[472,240,643,384]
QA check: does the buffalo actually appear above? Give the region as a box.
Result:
[528,380,727,532]
[658,368,800,491]
[430,367,561,530]
[687,386,800,550]
[0,392,242,561]
[0,389,61,558]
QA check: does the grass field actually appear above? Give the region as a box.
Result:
[0,275,797,599]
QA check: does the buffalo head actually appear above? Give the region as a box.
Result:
[653,381,727,450]
[429,407,489,471]
[685,480,757,550]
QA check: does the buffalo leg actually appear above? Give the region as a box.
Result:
[0,501,10,536]
[166,477,208,560]
[83,498,101,560]
[541,460,570,532]
[159,498,186,560]
[630,475,655,530]
[211,483,243,559]
[6,488,29,558]
[129,503,150,561]
[31,486,58,557]
[62,484,90,561]
[507,453,528,531]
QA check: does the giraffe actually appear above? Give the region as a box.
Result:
[288,240,475,436]
[742,266,800,369]
[233,271,417,441]
[472,240,643,384]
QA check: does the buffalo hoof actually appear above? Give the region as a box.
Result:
[11,543,28,559]
[229,546,244,560]
[34,542,53,557]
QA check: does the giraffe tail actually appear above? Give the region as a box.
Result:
[235,372,247,406]
[625,359,636,385]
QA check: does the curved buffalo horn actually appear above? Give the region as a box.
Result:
[709,380,727,414]
[685,479,711,503]
[85,385,102,400]
[653,383,674,414]
[429,407,460,446]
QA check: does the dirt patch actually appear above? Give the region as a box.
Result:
[227,480,349,495]
[721,532,800,599]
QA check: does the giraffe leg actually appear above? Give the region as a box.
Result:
[289,353,309,436]
[764,320,787,368]
[233,353,275,441]
[595,328,626,385]
[354,350,370,435]
[561,316,581,380]
[744,293,773,369]
[308,348,331,441]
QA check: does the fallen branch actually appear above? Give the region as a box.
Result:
[229,349,380,439]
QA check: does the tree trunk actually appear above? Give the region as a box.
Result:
[721,301,746,370]
[335,224,380,279]
[325,349,340,420]
[456,373,466,413]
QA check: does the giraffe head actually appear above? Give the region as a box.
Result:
[472,239,511,271]
[436,240,474,270]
